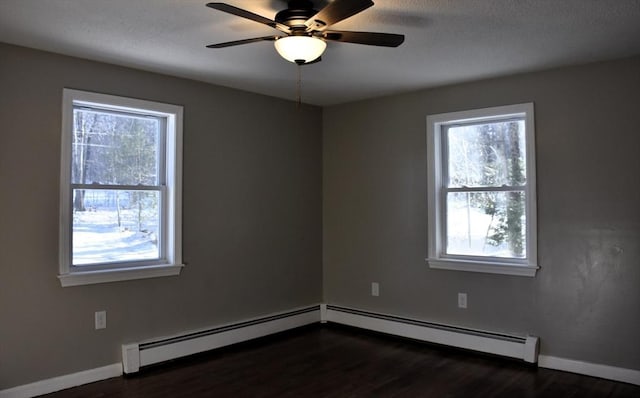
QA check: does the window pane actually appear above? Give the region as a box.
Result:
[72,189,161,266]
[446,191,526,258]
[71,109,160,185]
[447,120,525,188]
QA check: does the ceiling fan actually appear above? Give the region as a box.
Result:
[205,0,405,65]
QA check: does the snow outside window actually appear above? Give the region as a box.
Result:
[59,89,183,286]
[426,103,538,277]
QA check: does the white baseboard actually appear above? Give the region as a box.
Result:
[539,355,640,386]
[325,305,538,363]
[0,363,122,398]
[4,305,637,396]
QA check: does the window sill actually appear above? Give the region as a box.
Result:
[58,264,184,287]
[427,258,538,277]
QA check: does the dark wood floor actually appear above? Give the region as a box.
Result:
[42,324,640,397]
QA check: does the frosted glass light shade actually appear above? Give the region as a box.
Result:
[274,36,327,64]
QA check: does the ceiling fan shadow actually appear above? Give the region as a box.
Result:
[367,10,429,28]
[267,0,330,11]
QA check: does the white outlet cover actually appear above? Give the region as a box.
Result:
[371,282,379,297]
[95,310,107,329]
[458,293,467,309]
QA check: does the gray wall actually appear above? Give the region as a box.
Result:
[0,43,323,389]
[2,41,639,390]
[323,56,640,370]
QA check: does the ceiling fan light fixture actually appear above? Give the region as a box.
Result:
[274,36,327,64]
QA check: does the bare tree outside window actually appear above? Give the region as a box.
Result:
[445,120,526,258]
[427,103,536,276]
[71,109,162,265]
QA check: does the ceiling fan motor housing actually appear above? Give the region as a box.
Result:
[275,0,319,30]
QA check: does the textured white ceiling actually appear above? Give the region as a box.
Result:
[1,0,640,105]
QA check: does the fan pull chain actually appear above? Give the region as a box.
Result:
[296,64,302,107]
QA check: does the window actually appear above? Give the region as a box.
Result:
[426,103,538,277]
[59,89,183,286]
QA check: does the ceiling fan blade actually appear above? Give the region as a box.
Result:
[321,30,405,47]
[305,0,374,31]
[206,3,290,33]
[206,36,280,48]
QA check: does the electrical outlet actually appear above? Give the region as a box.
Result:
[371,282,379,297]
[458,293,467,309]
[95,310,107,330]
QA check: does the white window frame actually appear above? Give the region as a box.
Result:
[426,103,538,277]
[59,89,183,286]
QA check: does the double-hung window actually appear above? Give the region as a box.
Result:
[426,103,538,277]
[59,89,183,286]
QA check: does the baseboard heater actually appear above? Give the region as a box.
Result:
[122,304,537,373]
[122,306,320,373]
[323,305,539,363]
